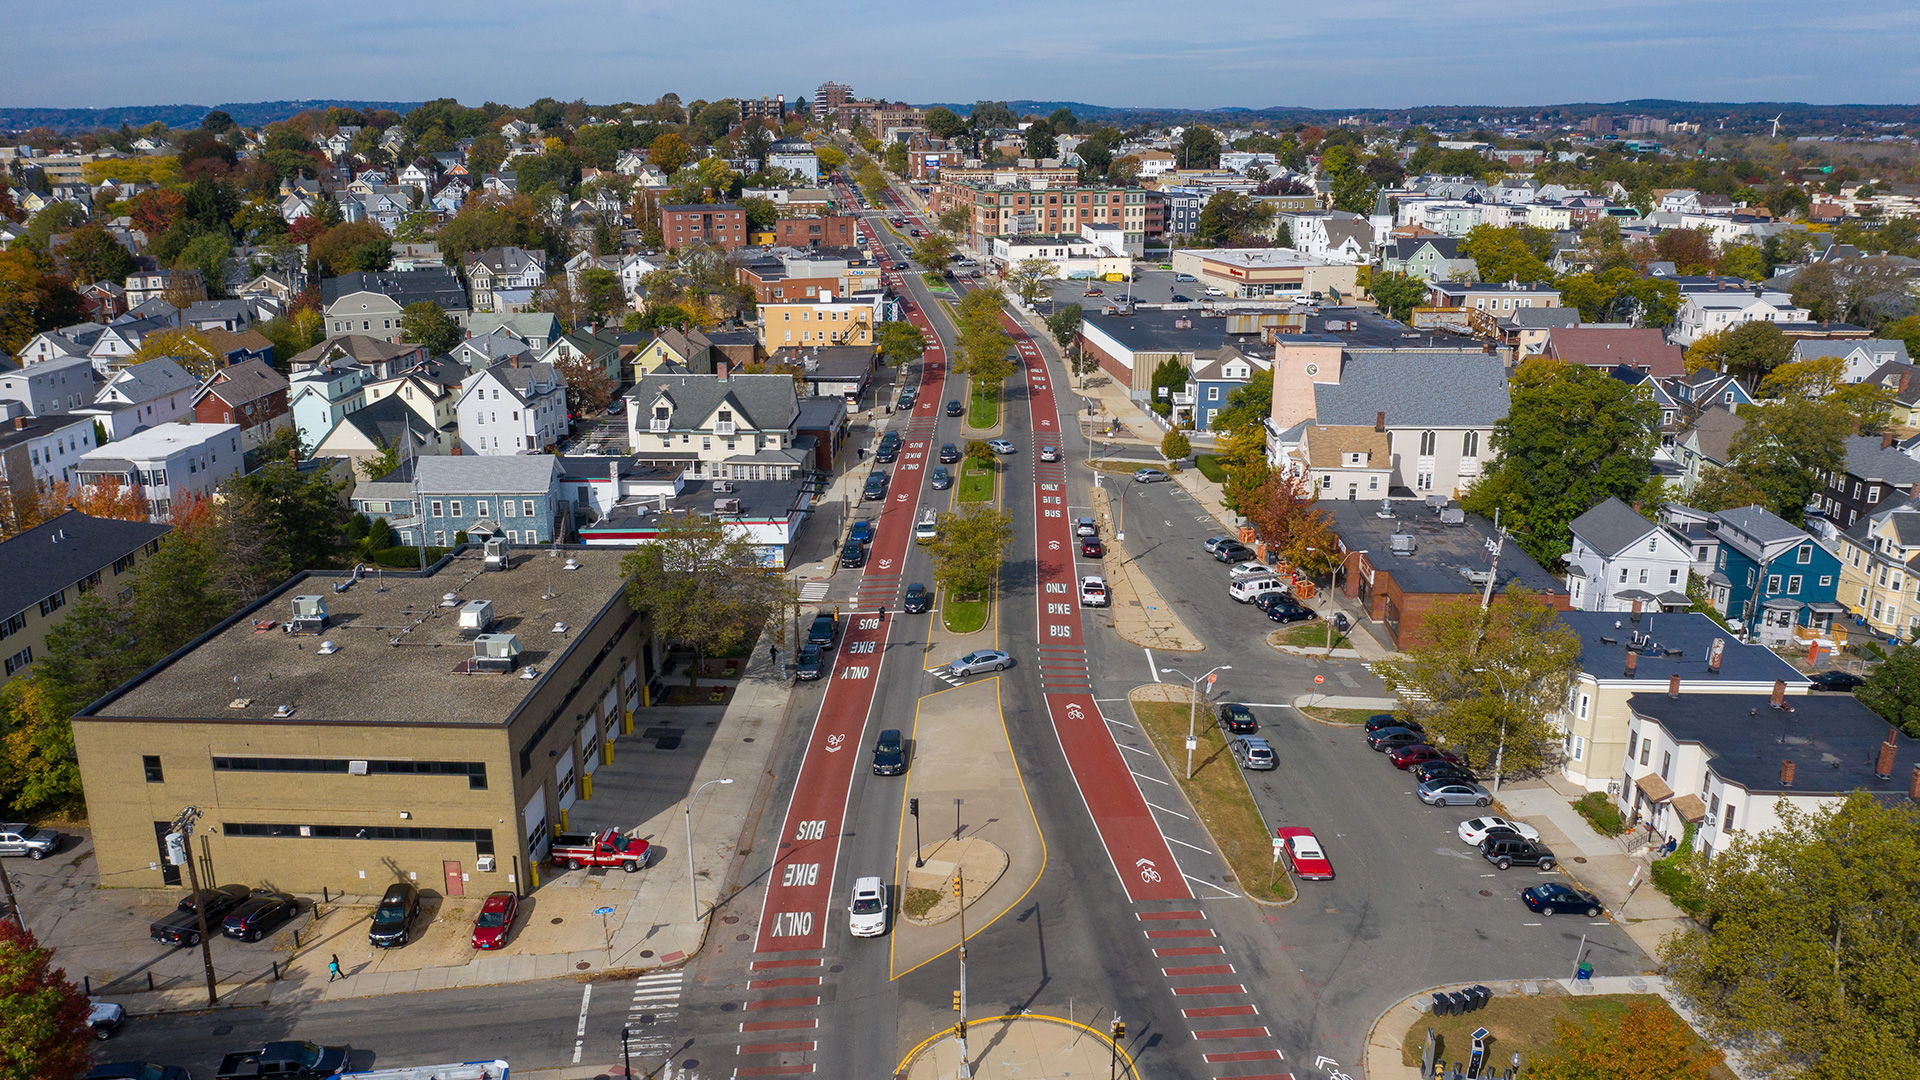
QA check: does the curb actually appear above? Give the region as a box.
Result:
[894,1013,1136,1080]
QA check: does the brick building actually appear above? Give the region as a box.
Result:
[660,204,749,252]
[768,215,858,249]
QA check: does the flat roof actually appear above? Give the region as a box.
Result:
[1562,610,1810,686]
[1190,248,1347,269]
[1329,501,1565,598]
[91,547,633,726]
[1628,692,1914,797]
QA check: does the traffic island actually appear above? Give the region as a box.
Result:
[899,1014,1133,1080]
[900,837,1008,926]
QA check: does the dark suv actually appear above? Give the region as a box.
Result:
[863,472,889,501]
[368,881,420,947]
[875,432,901,462]
[1481,836,1557,871]
[841,540,867,568]
[1217,703,1257,734]
[871,729,906,775]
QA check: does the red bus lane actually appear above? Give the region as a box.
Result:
[1006,317,1192,903]
[753,218,946,954]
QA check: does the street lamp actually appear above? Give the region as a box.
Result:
[686,777,735,919]
[1160,665,1232,778]
[1473,666,1512,795]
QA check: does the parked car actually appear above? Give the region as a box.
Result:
[368,881,421,947]
[1171,293,1193,303]
[939,442,962,463]
[1228,561,1277,582]
[1260,597,1316,623]
[1204,286,1225,297]
[471,890,520,950]
[0,823,60,860]
[949,650,1012,678]
[1365,727,1427,751]
[1203,535,1234,554]
[1133,468,1170,483]
[1217,703,1257,734]
[1520,883,1601,917]
[871,729,907,776]
[1482,835,1557,870]
[1083,286,1104,296]
[840,540,868,568]
[1075,516,1099,537]
[1364,714,1420,735]
[987,439,1016,454]
[930,466,953,489]
[808,613,839,648]
[215,1041,348,1080]
[1458,816,1541,845]
[1231,736,1277,771]
[88,1001,126,1040]
[946,400,964,416]
[1413,760,1478,785]
[1081,537,1105,558]
[796,642,825,680]
[1080,576,1110,607]
[220,891,299,942]
[1276,827,1333,880]
[1212,542,1255,563]
[1388,744,1463,770]
[863,472,889,501]
[848,876,888,937]
[904,583,932,613]
[1810,670,1866,692]
[1417,778,1493,807]
[1174,273,1197,282]
[151,884,253,947]
[1039,445,1061,462]
[849,519,876,545]
[874,432,901,462]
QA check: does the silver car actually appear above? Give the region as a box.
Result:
[1416,778,1493,807]
[987,439,1016,455]
[948,650,1012,678]
[0,823,59,859]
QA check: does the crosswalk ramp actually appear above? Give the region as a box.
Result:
[926,665,966,687]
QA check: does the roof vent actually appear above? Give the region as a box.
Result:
[441,592,461,607]
[551,622,569,635]
[519,666,540,680]
[317,640,339,655]
[272,704,294,718]
[563,556,581,571]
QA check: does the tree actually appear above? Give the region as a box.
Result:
[875,320,925,368]
[1791,255,1917,328]
[0,921,94,1080]
[1460,224,1555,283]
[578,268,623,325]
[1208,368,1273,436]
[926,107,966,141]
[1661,792,1920,1078]
[912,232,956,272]
[1005,258,1060,307]
[1687,467,1772,515]
[399,301,462,357]
[1527,1000,1724,1080]
[21,203,86,253]
[926,504,1013,600]
[1319,145,1380,215]
[619,513,792,680]
[1195,192,1275,246]
[1463,359,1662,568]
[1177,126,1222,170]
[0,248,85,356]
[1856,639,1920,736]
[1383,589,1581,776]
[1556,266,1680,326]
[125,326,222,379]
[1721,396,1850,525]
[1368,270,1427,323]
[309,221,388,277]
[1161,430,1191,460]
[357,440,402,482]
[552,349,615,415]
[1720,320,1794,387]
[1046,302,1086,376]
[1047,108,1078,134]
[58,225,134,284]
[225,454,350,580]
[0,672,84,816]
[815,145,848,173]
[647,133,692,173]
[1761,354,1895,433]
[1023,120,1056,160]
[1149,357,1187,417]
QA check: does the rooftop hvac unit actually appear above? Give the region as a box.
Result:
[483,538,510,571]
[1439,508,1466,525]
[716,497,741,513]
[713,480,734,493]
[287,595,329,634]
[458,599,495,638]
[1389,533,1418,556]
[1425,495,1449,510]
[472,633,522,672]
[348,760,368,775]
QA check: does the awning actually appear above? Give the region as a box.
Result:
[1809,602,1851,614]
[1615,589,1658,601]
[1672,793,1709,824]
[1761,596,1806,610]
[1658,590,1692,607]
[1707,572,1731,587]
[1635,773,1675,803]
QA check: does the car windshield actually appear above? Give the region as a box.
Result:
[877,737,901,753]
[477,911,507,928]
[375,903,407,921]
[292,1044,325,1068]
[852,895,883,914]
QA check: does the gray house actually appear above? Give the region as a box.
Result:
[356,454,567,547]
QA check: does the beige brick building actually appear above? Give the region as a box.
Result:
[74,547,655,896]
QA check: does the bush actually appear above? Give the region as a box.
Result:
[346,513,370,542]
[1652,853,1704,916]
[1162,430,1192,460]
[1194,454,1228,483]
[964,439,995,464]
[1572,791,1627,836]
[366,517,393,549]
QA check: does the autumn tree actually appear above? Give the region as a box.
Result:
[1460,224,1555,283]
[648,132,692,173]
[927,504,1014,600]
[399,300,461,356]
[1238,470,1335,571]
[1004,257,1059,307]
[619,513,793,681]
[1528,999,1724,1080]
[1161,429,1191,460]
[125,325,221,379]
[0,248,86,356]
[0,921,94,1080]
[552,349,615,415]
[310,221,391,277]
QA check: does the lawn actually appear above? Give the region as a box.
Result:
[1401,992,1735,1079]
[944,597,988,634]
[1296,706,1378,726]
[1130,697,1295,903]
[958,458,996,503]
[922,271,953,292]
[968,378,1000,428]
[903,887,941,919]
[1277,623,1351,650]
[1194,454,1229,483]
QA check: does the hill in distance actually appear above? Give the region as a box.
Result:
[0,100,425,133]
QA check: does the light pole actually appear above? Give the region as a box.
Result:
[686,777,734,919]
[1160,665,1232,778]
[1473,666,1512,795]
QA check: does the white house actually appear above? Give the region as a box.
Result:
[80,357,198,441]
[0,414,99,493]
[455,359,567,455]
[1670,288,1811,346]
[288,363,369,449]
[1788,338,1910,383]
[75,423,242,521]
[1564,497,1695,612]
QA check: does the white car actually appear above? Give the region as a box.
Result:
[1203,286,1225,297]
[987,439,1016,454]
[848,876,888,937]
[1456,816,1541,845]
[1080,576,1110,607]
[1039,445,1061,462]
[1228,561,1277,582]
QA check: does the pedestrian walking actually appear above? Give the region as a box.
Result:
[328,954,343,982]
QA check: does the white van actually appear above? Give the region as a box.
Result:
[848,876,887,937]
[1228,575,1289,604]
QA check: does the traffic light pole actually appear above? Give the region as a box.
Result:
[955,872,971,1079]
[1110,1014,1124,1080]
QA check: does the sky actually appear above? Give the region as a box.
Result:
[11,0,1920,111]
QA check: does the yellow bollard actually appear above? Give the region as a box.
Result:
[560,807,569,832]
[581,773,593,800]
[624,708,635,734]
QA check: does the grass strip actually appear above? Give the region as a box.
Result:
[1297,707,1378,726]
[1130,698,1295,903]
[957,458,995,503]
[968,379,1000,428]
[1401,992,1737,1079]
[943,598,988,634]
[903,887,941,918]
[1280,623,1351,650]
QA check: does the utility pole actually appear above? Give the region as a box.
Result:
[1480,513,1506,612]
[953,872,971,1078]
[168,807,220,1006]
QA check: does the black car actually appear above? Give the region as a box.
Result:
[1482,836,1557,871]
[939,443,962,463]
[1213,542,1255,563]
[930,466,953,489]
[1171,293,1193,303]
[1264,599,1317,623]
[220,891,299,942]
[1809,670,1866,692]
[946,400,964,416]
[841,540,868,568]
[1413,759,1477,785]
[1365,727,1426,751]
[863,472,889,501]
[368,881,420,947]
[1520,883,1603,917]
[150,883,253,947]
[808,613,838,647]
[904,582,931,613]
[1364,714,1421,735]
[1217,703,1257,734]
[871,729,907,775]
[875,432,902,462]
[796,643,824,680]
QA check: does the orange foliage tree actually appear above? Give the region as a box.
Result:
[0,476,150,538]
[1529,999,1725,1080]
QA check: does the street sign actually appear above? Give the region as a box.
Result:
[1314,674,1325,684]
[1207,673,1217,687]
[1271,836,1284,855]
[594,906,616,916]
[1185,736,1197,751]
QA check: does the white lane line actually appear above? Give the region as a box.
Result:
[1146,801,1192,820]
[1130,770,1172,786]
[1117,742,1154,756]
[1165,837,1211,854]
[1145,648,1161,682]
[1104,716,1138,729]
[1186,875,1242,898]
[1523,922,1543,927]
[573,982,592,1063]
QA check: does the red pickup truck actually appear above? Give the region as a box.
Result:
[549,829,651,873]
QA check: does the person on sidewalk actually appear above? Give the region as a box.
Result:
[328,954,343,982]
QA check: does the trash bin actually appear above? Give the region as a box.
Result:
[1334,612,1351,632]
[1460,986,1483,1012]
[1432,992,1450,1016]
[1576,962,1593,981]
[1471,984,1494,1009]
[1447,991,1468,1015]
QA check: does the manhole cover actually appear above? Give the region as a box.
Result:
[830,964,844,973]
[736,933,751,941]
[721,1003,738,1012]
[213,1024,234,1036]
[635,1013,656,1025]
[722,915,739,924]
[551,917,565,924]
[744,737,755,743]
[1573,856,1588,863]
[576,961,592,970]
[1479,890,1494,897]
[640,950,654,958]
[682,1062,698,1071]
[656,736,682,750]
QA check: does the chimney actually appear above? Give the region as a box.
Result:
[10,416,24,430]
[1910,764,1920,803]
[1709,637,1725,674]
[1375,410,1386,432]
[717,359,731,381]
[1781,759,1795,788]
[1631,599,1643,622]
[1669,674,1681,698]
[1625,650,1638,678]
[1771,680,1786,708]
[1901,371,1912,395]
[1884,432,1896,450]
[1877,727,1898,780]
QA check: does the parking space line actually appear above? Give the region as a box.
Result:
[1187,875,1242,898]
[1131,770,1172,786]
[1145,800,1191,819]
[1165,835,1210,853]
[1117,743,1154,756]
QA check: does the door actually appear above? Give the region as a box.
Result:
[153,821,181,886]
[443,861,464,897]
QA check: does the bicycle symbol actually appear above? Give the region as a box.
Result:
[1135,858,1161,883]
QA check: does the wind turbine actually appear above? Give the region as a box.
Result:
[1768,114,1784,137]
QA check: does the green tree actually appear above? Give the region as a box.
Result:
[1462,359,1662,567]
[1319,145,1380,215]
[176,232,233,296]
[0,921,94,1080]
[1161,429,1191,460]
[1047,108,1078,134]
[399,300,462,356]
[1556,266,1680,326]
[1720,320,1794,387]
[1195,191,1274,246]
[1722,396,1850,525]
[1460,224,1555,283]
[925,107,966,141]
[1661,792,1920,1079]
[1045,302,1087,377]
[1687,467,1772,515]
[357,440,401,482]
[619,513,792,680]
[58,225,134,284]
[1005,257,1059,307]
[21,203,86,253]
[1367,270,1427,323]
[1023,120,1056,160]
[912,232,956,272]
[875,320,925,368]
[1148,357,1187,418]
[1208,368,1273,435]
[1856,639,1920,735]
[1382,589,1581,778]
[226,454,350,579]
[737,195,779,232]
[578,268,622,324]
[926,503,1013,599]
[1177,126,1222,169]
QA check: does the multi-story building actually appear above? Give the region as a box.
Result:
[123,267,204,307]
[322,269,472,342]
[1169,248,1363,303]
[0,510,169,684]
[75,423,242,521]
[1424,280,1563,314]
[938,176,1149,255]
[812,82,852,119]
[767,215,857,249]
[70,546,655,892]
[289,362,369,449]
[660,204,749,252]
[455,359,567,455]
[354,454,568,547]
[739,95,787,124]
[190,359,292,466]
[755,293,881,353]
[1700,505,1845,643]
[0,356,99,417]
[1834,501,1920,638]
[1564,497,1695,612]
[625,369,805,481]
[463,247,548,313]
[1815,434,1920,530]
[0,414,102,509]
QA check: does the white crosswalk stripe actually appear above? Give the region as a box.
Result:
[627,971,685,1054]
[798,582,830,602]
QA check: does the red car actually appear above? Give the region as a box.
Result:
[1387,744,1463,770]
[1276,826,1333,880]
[1081,537,1105,557]
[471,890,519,950]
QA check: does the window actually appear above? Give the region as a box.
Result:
[1572,736,1585,761]
[1869,487,1881,504]
[523,500,535,517]
[1419,430,1436,456]
[431,500,444,517]
[38,590,65,617]
[1416,472,1432,491]
[1723,803,1736,831]
[1640,569,1650,584]
[143,755,163,783]
[1749,568,1759,587]
[1640,740,1651,766]
[1462,431,1478,457]
[1788,575,1802,594]
[1578,694,1590,720]
[1797,544,1813,564]
[451,501,463,517]
[3,647,31,675]
[1620,568,1630,583]
[503,500,516,518]
[1670,569,1681,584]
[1627,733,1638,760]
[1661,751,1672,780]
[1820,575,1832,587]
[1649,538,1659,552]
[477,500,490,518]
[1767,575,1781,594]
[0,612,25,640]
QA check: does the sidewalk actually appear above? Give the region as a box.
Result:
[899,1014,1130,1080]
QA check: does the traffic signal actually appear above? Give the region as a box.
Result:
[1111,1018,1125,1040]
[952,875,963,896]
[952,990,963,1012]
[910,798,919,816]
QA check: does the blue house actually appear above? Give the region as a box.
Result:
[1181,346,1264,431]
[353,454,568,547]
[1704,504,1846,644]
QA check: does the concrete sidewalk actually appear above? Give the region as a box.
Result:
[900,1014,1131,1080]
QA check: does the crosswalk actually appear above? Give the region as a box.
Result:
[798,582,830,602]
[625,970,686,1063]
[1137,908,1295,1080]
[736,956,826,1076]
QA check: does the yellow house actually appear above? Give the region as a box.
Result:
[756,294,881,353]
[631,328,714,379]
[1834,502,1920,638]
[749,229,776,246]
[0,510,170,686]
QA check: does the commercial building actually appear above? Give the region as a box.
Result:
[937,175,1148,255]
[660,204,749,252]
[1168,249,1361,302]
[0,510,169,684]
[755,293,880,353]
[72,546,655,893]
